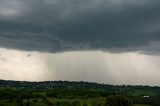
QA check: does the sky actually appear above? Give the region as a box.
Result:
[0,0,160,85]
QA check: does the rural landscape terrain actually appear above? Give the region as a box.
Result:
[1,0,160,106]
[0,80,160,106]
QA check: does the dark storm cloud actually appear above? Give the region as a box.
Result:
[0,0,160,53]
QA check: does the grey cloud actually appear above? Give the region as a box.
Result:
[0,0,160,53]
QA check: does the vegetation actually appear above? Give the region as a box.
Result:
[0,80,160,106]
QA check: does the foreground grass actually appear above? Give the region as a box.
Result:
[132,104,152,106]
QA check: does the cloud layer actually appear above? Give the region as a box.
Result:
[0,0,160,53]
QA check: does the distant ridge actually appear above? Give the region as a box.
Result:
[0,79,159,91]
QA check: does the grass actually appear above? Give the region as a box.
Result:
[46,97,107,106]
[32,91,46,96]
[132,104,152,106]
[130,90,157,96]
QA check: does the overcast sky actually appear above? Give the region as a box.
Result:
[0,0,160,85]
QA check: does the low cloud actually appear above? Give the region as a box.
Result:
[0,0,160,54]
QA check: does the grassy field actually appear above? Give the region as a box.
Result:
[132,104,152,106]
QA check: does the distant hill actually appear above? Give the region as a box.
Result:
[0,79,160,96]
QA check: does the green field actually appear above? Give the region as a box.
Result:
[132,104,152,106]
[0,89,159,106]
